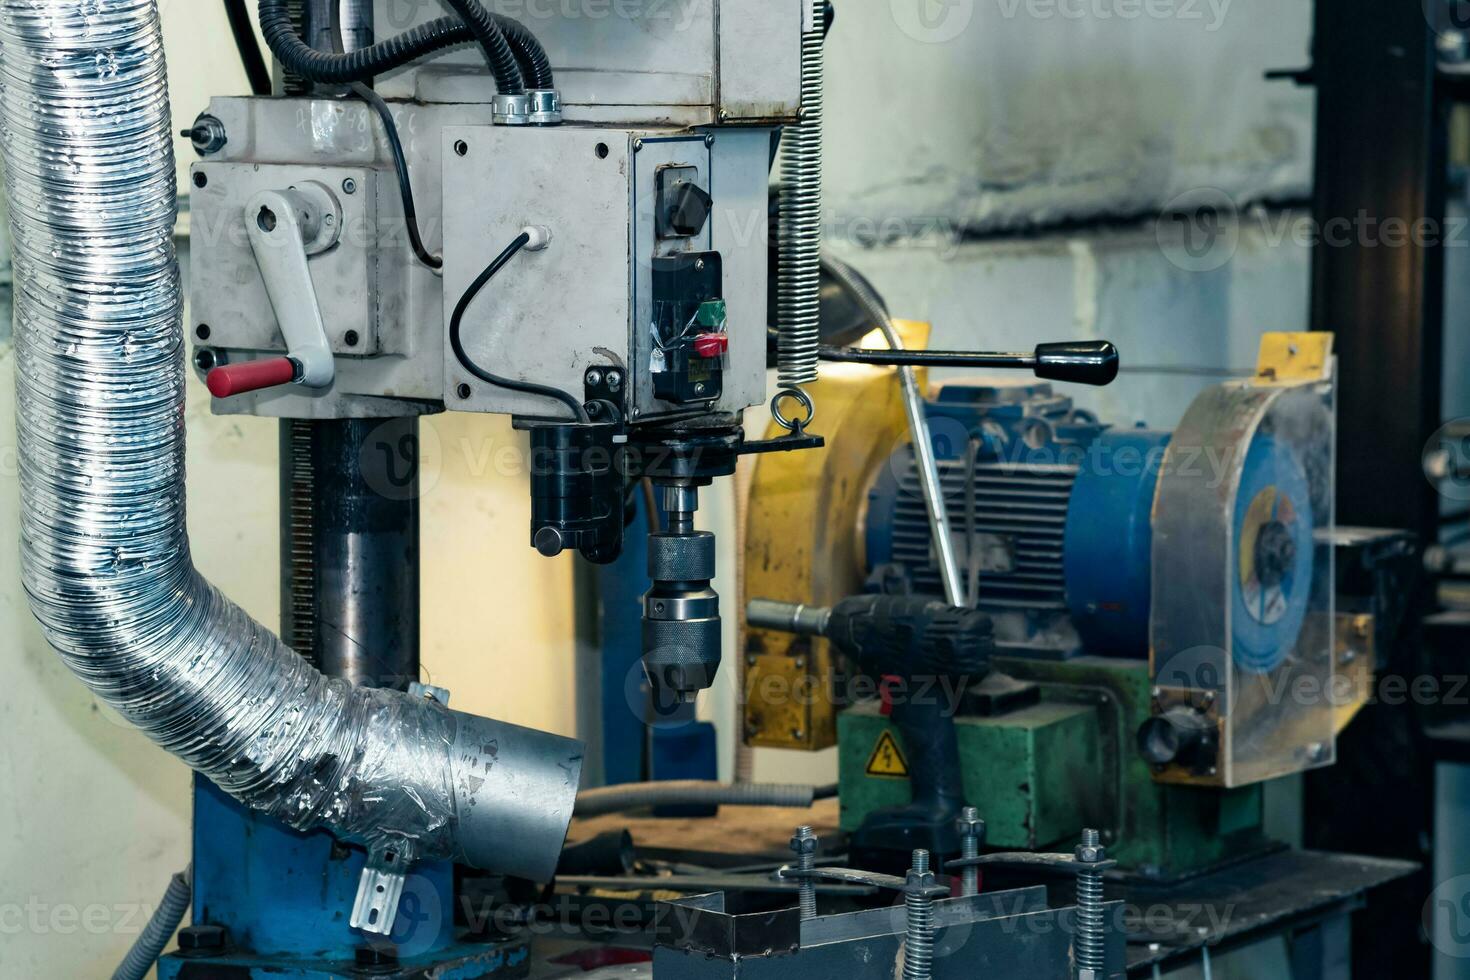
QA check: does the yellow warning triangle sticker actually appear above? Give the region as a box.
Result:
[866,730,910,778]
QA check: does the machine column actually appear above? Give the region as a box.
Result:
[280,417,421,690]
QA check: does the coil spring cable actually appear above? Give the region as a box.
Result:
[775,0,826,392]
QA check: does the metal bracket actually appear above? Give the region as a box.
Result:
[350,844,410,937]
[776,864,949,899]
[944,851,1118,875]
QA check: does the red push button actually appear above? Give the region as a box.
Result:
[694,332,729,359]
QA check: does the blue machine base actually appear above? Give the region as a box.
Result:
[157,937,529,979]
[174,778,525,979]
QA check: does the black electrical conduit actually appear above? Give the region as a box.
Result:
[257,0,550,92]
[223,0,272,95]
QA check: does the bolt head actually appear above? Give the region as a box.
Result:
[535,526,566,558]
[1075,844,1107,864]
[586,369,603,387]
[177,924,228,955]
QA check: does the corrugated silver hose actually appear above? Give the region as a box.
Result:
[0,0,581,926]
[776,0,825,389]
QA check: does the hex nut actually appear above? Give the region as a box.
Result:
[956,813,984,836]
[904,869,937,893]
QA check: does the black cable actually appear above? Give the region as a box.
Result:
[257,0,546,92]
[350,83,442,270]
[450,233,590,423]
[224,0,272,95]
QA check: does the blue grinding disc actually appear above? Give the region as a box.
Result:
[1231,434,1315,674]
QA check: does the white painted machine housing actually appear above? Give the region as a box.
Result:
[373,0,805,124]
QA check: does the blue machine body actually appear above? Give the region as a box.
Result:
[157,780,520,979]
[1063,429,1171,654]
[865,381,1167,657]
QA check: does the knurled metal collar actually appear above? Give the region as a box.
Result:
[493,93,532,126]
[528,88,563,125]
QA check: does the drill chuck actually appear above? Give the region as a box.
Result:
[643,530,721,703]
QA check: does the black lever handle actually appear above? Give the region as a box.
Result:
[818,340,1120,387]
[1033,340,1120,386]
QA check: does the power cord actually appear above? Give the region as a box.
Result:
[449,231,590,423]
[351,83,442,270]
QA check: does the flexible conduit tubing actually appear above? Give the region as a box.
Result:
[0,0,580,879]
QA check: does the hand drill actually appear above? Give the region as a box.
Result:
[748,595,994,868]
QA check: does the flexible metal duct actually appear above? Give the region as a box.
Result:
[0,0,580,884]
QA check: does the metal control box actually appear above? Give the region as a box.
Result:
[441,124,770,421]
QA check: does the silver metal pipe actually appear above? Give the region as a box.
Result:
[574,781,818,817]
[0,0,579,883]
[746,599,832,637]
[822,257,965,605]
[337,0,373,53]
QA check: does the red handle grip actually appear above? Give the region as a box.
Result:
[206,357,298,399]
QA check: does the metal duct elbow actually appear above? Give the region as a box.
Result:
[0,0,580,890]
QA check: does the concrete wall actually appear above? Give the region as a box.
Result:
[824,0,1314,235]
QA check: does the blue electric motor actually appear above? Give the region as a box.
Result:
[865,380,1170,656]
